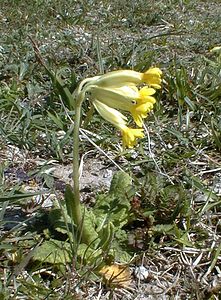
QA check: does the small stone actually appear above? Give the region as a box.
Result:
[134,266,149,281]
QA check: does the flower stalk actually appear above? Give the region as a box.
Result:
[72,91,92,244]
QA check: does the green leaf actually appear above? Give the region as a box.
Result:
[97,222,114,251]
[174,235,194,247]
[80,206,99,245]
[54,73,75,109]
[184,96,196,111]
[209,243,221,273]
[94,171,133,229]
[152,224,174,234]
[109,171,132,197]
[48,208,71,235]
[47,111,64,130]
[33,239,71,265]
[64,184,76,220]
[77,243,104,267]
[0,191,45,202]
[64,185,98,244]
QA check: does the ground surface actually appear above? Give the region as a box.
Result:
[0,0,221,299]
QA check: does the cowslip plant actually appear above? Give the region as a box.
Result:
[70,67,162,245]
[29,54,163,272]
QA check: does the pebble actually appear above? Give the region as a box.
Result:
[134,266,149,281]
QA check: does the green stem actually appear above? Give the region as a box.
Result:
[72,92,90,244]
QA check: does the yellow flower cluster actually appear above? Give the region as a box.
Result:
[79,67,162,148]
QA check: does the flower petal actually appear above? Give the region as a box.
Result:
[92,99,127,128]
[139,86,156,97]
[142,67,162,88]
[93,70,143,87]
[121,127,144,148]
[130,102,155,127]
[91,85,139,111]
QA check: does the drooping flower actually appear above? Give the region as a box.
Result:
[90,85,138,111]
[90,85,157,127]
[121,127,144,149]
[137,86,157,103]
[142,67,162,89]
[78,66,162,148]
[91,67,162,89]
[92,100,144,148]
[92,99,128,129]
[130,102,154,127]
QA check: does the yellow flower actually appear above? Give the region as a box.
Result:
[90,85,138,111]
[138,86,157,104]
[142,68,162,89]
[90,85,156,126]
[92,100,128,129]
[92,67,162,88]
[121,127,144,148]
[130,102,154,127]
[127,86,157,126]
[78,67,162,148]
[92,100,144,148]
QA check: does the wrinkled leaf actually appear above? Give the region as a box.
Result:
[33,239,71,265]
